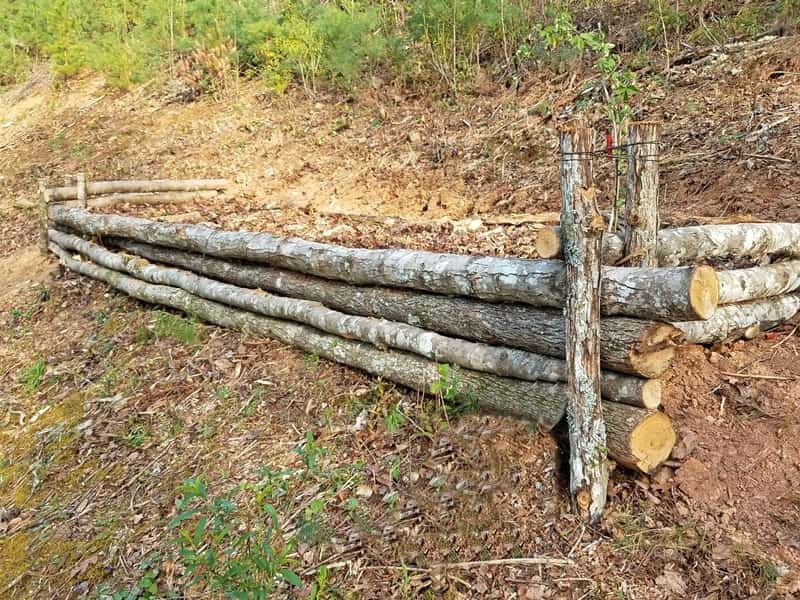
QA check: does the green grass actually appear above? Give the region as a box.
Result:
[20,359,46,393]
[153,311,199,345]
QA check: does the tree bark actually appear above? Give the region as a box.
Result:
[560,124,607,523]
[674,294,800,344]
[717,261,800,304]
[51,229,658,407]
[536,227,625,263]
[49,241,675,472]
[47,178,228,201]
[49,207,718,321]
[76,173,87,209]
[37,181,50,255]
[623,122,660,267]
[539,223,800,267]
[52,190,221,209]
[112,239,681,379]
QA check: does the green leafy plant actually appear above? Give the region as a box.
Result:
[384,402,407,432]
[124,422,149,448]
[20,358,46,393]
[295,430,326,474]
[429,363,460,401]
[170,476,302,598]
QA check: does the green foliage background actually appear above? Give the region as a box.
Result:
[0,0,795,91]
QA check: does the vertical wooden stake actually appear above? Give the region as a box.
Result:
[560,123,608,524]
[76,172,87,209]
[37,180,50,255]
[623,121,661,267]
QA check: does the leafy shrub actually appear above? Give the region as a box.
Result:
[406,0,530,90]
[170,476,302,598]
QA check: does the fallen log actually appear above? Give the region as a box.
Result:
[537,223,800,267]
[717,261,800,304]
[47,178,228,201]
[50,230,659,407]
[674,294,800,344]
[112,239,680,379]
[49,242,676,472]
[53,190,220,209]
[50,207,718,321]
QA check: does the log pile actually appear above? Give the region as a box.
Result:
[45,207,800,476]
[41,176,228,210]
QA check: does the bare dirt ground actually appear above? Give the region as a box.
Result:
[1,36,800,598]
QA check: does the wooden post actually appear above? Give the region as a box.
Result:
[560,123,608,524]
[37,180,50,255]
[623,121,661,267]
[76,173,87,209]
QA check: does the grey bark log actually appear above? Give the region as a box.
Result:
[112,239,680,379]
[47,178,228,200]
[53,190,220,209]
[674,294,800,344]
[657,223,800,267]
[76,173,87,209]
[623,122,660,267]
[717,261,800,304]
[536,227,625,263]
[49,206,717,321]
[560,124,607,523]
[50,229,657,407]
[49,241,674,471]
[538,223,800,267]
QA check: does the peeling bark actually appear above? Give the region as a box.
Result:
[112,239,681,379]
[51,229,657,405]
[47,178,228,201]
[538,223,800,267]
[674,294,800,344]
[50,206,717,321]
[717,261,800,304]
[49,241,674,471]
[623,122,660,267]
[53,190,220,209]
[560,125,607,523]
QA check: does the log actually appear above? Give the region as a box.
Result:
[49,207,718,321]
[50,229,658,407]
[49,242,676,472]
[112,239,680,379]
[37,181,50,255]
[76,173,87,209]
[717,261,800,304]
[47,178,228,201]
[559,124,607,523]
[538,223,800,267]
[536,227,624,263]
[674,294,800,344]
[603,403,675,473]
[623,122,660,267]
[52,190,221,209]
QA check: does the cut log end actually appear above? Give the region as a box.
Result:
[640,380,662,410]
[689,266,720,320]
[536,228,561,259]
[629,323,681,378]
[627,412,676,473]
[630,346,674,379]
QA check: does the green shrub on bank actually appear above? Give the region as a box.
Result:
[0,0,792,92]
